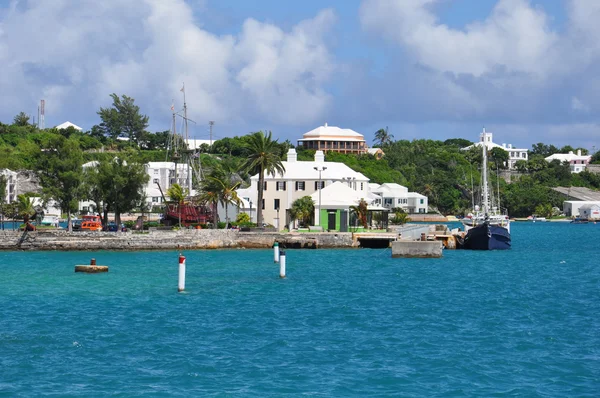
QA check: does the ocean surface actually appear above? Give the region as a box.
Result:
[0,222,599,396]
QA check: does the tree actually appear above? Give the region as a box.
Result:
[16,194,36,221]
[34,136,85,232]
[374,126,394,147]
[289,196,315,227]
[196,178,221,228]
[489,147,509,170]
[167,183,187,203]
[97,94,149,144]
[0,174,5,229]
[350,198,369,229]
[241,131,285,227]
[13,112,30,127]
[392,209,411,225]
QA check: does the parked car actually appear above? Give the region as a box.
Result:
[106,222,126,232]
[72,219,82,231]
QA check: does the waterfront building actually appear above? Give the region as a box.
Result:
[369,183,428,214]
[462,128,528,169]
[563,200,600,217]
[246,149,370,230]
[578,203,600,220]
[297,123,368,155]
[545,150,591,173]
[367,147,385,160]
[0,169,18,204]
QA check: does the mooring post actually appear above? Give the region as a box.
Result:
[274,242,280,263]
[279,250,286,279]
[178,253,186,292]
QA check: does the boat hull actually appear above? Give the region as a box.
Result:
[460,223,511,250]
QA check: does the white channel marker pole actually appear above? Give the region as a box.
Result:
[279,250,286,279]
[274,242,280,263]
[178,254,186,292]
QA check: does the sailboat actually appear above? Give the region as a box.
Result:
[459,130,511,250]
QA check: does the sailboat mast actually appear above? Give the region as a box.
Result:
[172,106,178,183]
[482,128,489,215]
[182,83,192,197]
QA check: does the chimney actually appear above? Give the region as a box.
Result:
[577,149,581,156]
[287,148,297,162]
[314,150,325,162]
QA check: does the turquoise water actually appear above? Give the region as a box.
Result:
[1,223,599,396]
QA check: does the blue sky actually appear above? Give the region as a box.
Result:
[0,0,598,151]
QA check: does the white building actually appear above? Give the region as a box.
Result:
[144,162,194,208]
[369,183,428,214]
[185,138,213,150]
[545,150,591,173]
[462,128,528,169]
[0,169,18,204]
[246,149,370,230]
[563,201,600,217]
[579,204,600,220]
[297,123,368,155]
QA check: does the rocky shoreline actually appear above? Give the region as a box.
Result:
[0,229,359,251]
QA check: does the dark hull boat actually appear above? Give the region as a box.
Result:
[459,222,511,250]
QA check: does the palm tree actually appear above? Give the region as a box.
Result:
[166,183,187,203]
[374,126,394,147]
[289,196,315,228]
[208,176,242,227]
[196,178,221,229]
[241,131,285,227]
[350,198,369,229]
[17,194,36,222]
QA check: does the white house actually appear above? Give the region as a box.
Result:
[545,150,591,173]
[369,183,428,214]
[0,169,18,204]
[185,138,213,150]
[462,128,528,169]
[297,123,368,155]
[246,149,370,230]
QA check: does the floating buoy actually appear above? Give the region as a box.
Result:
[178,254,186,292]
[279,250,286,279]
[273,242,280,263]
[75,258,109,273]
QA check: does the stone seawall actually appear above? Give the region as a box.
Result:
[0,229,356,251]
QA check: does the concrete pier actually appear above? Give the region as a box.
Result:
[391,241,443,258]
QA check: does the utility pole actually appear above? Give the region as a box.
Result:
[209,121,215,147]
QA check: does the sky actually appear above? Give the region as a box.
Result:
[1,0,599,151]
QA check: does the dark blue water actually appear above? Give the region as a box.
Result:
[1,223,599,396]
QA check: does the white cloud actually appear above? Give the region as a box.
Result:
[359,0,559,77]
[0,0,336,130]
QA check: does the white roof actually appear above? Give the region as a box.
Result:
[367,148,383,155]
[251,160,368,181]
[309,181,374,207]
[463,141,528,152]
[147,162,188,170]
[299,123,365,142]
[55,121,82,131]
[371,183,409,195]
[545,153,591,162]
[186,139,212,150]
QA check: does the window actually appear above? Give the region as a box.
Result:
[153,178,159,184]
[153,169,158,175]
[263,182,267,191]
[384,198,393,206]
[262,199,265,210]
[152,197,159,203]
[397,198,403,204]
[360,183,364,190]
[522,153,526,158]
[315,181,325,190]
[276,181,286,191]
[274,199,280,210]
[295,181,305,191]
[420,199,424,204]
